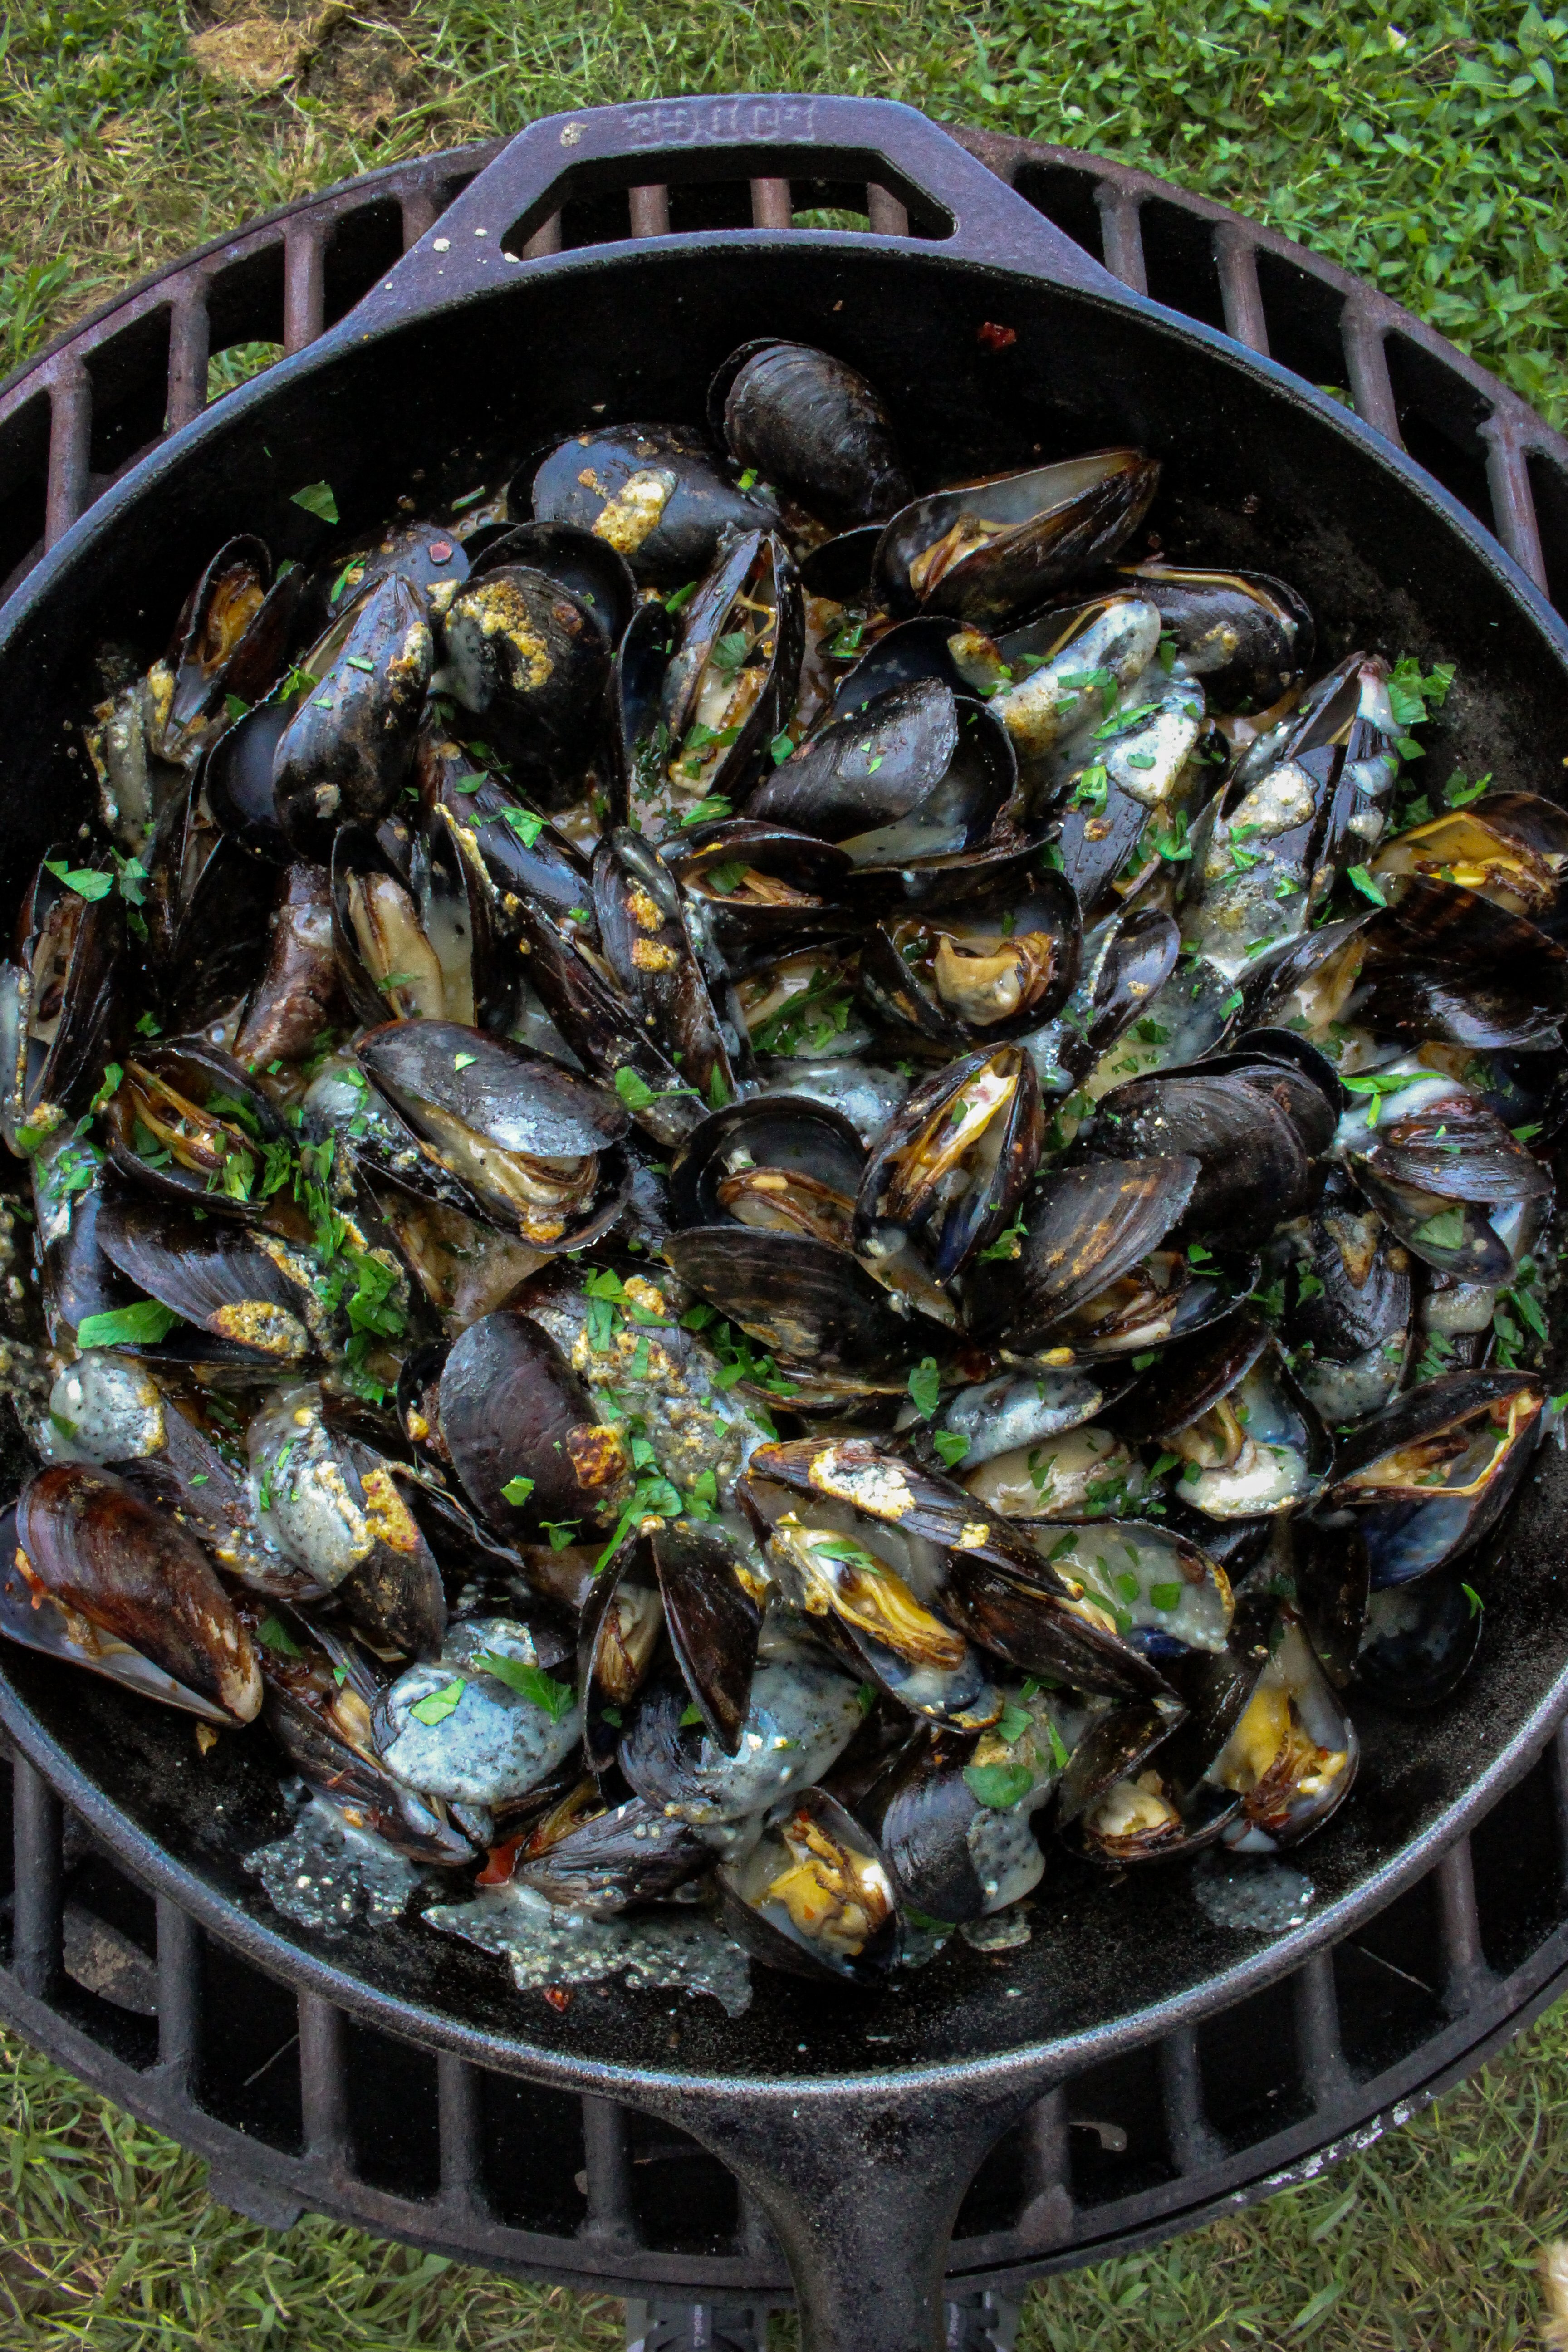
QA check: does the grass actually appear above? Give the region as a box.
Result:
[4,2,1568,2345]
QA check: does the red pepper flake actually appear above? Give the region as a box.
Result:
[429,540,454,564]
[977,321,1017,353]
[542,1985,573,2014]
[477,1836,522,1887]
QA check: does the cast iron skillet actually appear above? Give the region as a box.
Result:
[2,97,1568,2352]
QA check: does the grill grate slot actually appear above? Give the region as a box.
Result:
[1063,2043,1174,2206]
[625,2109,740,2256]
[196,1932,304,2153]
[1137,196,1229,333]
[1383,330,1497,525]
[1469,1744,1568,1976]
[1196,1978,1312,2154]
[1332,1869,1447,2076]
[323,198,405,330]
[0,387,49,600]
[1253,248,1353,405]
[1527,448,1568,611]
[83,305,172,485]
[342,2015,442,2200]
[479,2068,587,2237]
[1010,160,1104,262]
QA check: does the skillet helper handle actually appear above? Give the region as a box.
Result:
[642,2073,1038,2352]
[345,92,1129,334]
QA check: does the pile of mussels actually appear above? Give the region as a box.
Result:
[0,338,1562,1990]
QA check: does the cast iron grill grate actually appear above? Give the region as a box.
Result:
[2,107,1568,2327]
[4,1720,1568,2300]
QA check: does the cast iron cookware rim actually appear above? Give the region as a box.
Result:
[3,85,1568,2092]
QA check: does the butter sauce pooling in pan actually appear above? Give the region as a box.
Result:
[0,336,1560,1996]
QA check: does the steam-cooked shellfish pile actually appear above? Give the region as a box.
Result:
[0,337,1559,1989]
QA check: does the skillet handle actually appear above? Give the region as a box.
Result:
[344,93,1128,333]
[637,2071,1040,2352]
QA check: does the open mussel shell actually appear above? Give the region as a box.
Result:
[618,1654,869,1825]
[436,564,613,804]
[1063,1691,1223,1860]
[963,1154,1199,1355]
[860,870,1079,1048]
[655,529,804,820]
[162,534,299,753]
[1048,906,1181,1089]
[518,1795,713,1918]
[749,1489,998,1730]
[663,1225,953,1377]
[1237,913,1372,1039]
[1015,1517,1235,1660]
[925,1363,1130,1473]
[100,1043,287,1220]
[1326,1368,1544,1588]
[710,338,911,526]
[748,1437,1054,1581]
[357,1019,630,1249]
[1352,1568,1484,1710]
[1343,1074,1549,1209]
[438,1308,633,1544]
[593,830,741,1113]
[578,1543,664,1770]
[250,1605,475,1866]
[330,813,495,1031]
[855,1727,990,1926]
[747,679,1016,871]
[15,1464,262,1722]
[1210,1618,1358,1851]
[1091,1067,1316,1248]
[854,1044,1044,1284]
[95,1190,323,1365]
[982,593,1165,776]
[234,862,345,1070]
[0,1500,233,1723]
[203,696,296,860]
[1164,1335,1332,1521]
[717,1784,899,1985]
[939,1544,1176,1700]
[373,1619,583,1807]
[1115,560,1314,713]
[273,573,434,856]
[664,818,853,963]
[875,450,1161,627]
[1,850,124,1151]
[1370,789,1568,930]
[34,1152,142,1344]
[510,898,701,1149]
[1370,874,1568,1006]
[1283,1171,1412,1424]
[669,1095,865,1245]
[525,421,779,583]
[650,1519,764,1757]
[144,779,275,1033]
[436,767,592,938]
[297,519,471,639]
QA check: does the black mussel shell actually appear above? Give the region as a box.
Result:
[204,696,295,861]
[436,564,611,806]
[669,1095,865,1245]
[100,1043,287,1220]
[875,450,1161,628]
[330,815,495,1032]
[1284,1170,1411,1366]
[518,1795,712,1917]
[273,574,433,854]
[1057,1695,1191,1833]
[578,1544,664,1770]
[1293,1514,1372,1687]
[1327,1368,1544,1587]
[1237,914,1372,1036]
[746,679,1016,870]
[1,851,125,1150]
[234,862,346,1071]
[747,1437,1054,1585]
[1361,966,1563,1055]
[799,525,883,605]
[525,421,779,583]
[326,1445,447,1661]
[964,1154,1200,1353]
[1116,560,1314,713]
[34,1151,140,1343]
[510,899,701,1150]
[860,871,1079,1048]
[1089,1069,1312,1248]
[942,1549,1178,1700]
[1370,875,1568,1009]
[1346,1082,1549,1206]
[1209,1619,1358,1851]
[663,1225,953,1377]
[16,1464,262,1721]
[1055,907,1181,1088]
[717,1784,899,1985]
[1158,1337,1332,1522]
[857,1726,990,1924]
[431,755,592,926]
[438,1308,633,1543]
[461,520,635,647]
[854,1043,1044,1283]
[651,1518,763,1757]
[1352,1568,1484,1709]
[357,1019,630,1248]
[95,1189,322,1364]
[1370,790,1568,931]
[298,519,472,639]
[710,339,911,528]
[831,615,997,719]
[655,530,804,820]
[144,782,275,1033]
[665,818,853,963]
[592,830,740,1114]
[164,535,299,749]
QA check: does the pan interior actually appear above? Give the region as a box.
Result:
[2,241,1566,2088]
